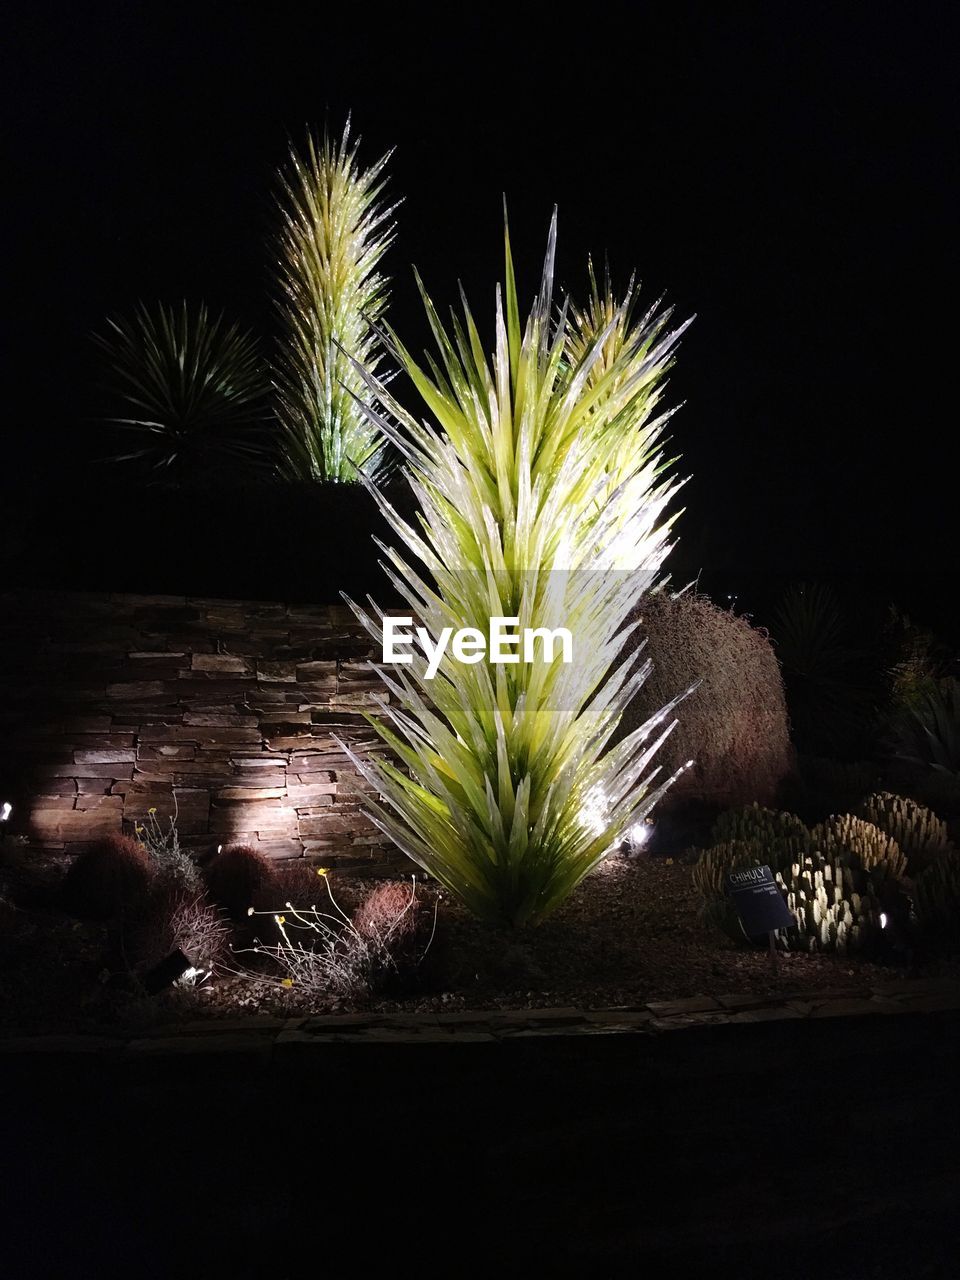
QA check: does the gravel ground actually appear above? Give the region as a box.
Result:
[312,855,897,1014]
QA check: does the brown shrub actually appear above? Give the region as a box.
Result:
[205,844,277,920]
[238,877,437,999]
[62,834,155,919]
[616,592,793,814]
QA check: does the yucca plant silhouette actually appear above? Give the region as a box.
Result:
[888,677,960,782]
[272,118,397,482]
[342,213,695,925]
[93,301,272,480]
[771,582,881,755]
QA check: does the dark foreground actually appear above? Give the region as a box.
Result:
[3,1010,959,1278]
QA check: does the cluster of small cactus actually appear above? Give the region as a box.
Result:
[856,792,952,875]
[693,839,770,899]
[913,850,960,944]
[710,803,810,862]
[812,814,908,880]
[692,840,772,940]
[694,802,910,952]
[775,852,885,953]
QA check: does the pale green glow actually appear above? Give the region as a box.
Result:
[272,118,396,482]
[342,214,696,926]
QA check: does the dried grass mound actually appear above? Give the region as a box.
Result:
[617,592,793,812]
[205,844,277,920]
[62,834,155,920]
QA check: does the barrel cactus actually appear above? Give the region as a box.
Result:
[856,792,951,876]
[913,850,960,947]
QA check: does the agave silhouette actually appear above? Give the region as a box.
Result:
[771,582,881,755]
[888,678,960,780]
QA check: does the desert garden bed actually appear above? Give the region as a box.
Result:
[4,843,951,1038]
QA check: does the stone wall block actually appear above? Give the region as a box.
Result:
[0,591,397,865]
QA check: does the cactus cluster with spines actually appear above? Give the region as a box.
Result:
[710,803,810,862]
[856,792,952,876]
[813,813,908,879]
[775,852,884,953]
[693,801,911,952]
[693,839,770,900]
[913,850,960,945]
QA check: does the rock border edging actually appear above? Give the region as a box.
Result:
[2,977,959,1056]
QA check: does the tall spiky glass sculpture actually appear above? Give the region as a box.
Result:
[344,214,694,926]
[272,119,396,481]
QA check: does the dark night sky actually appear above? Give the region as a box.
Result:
[3,3,957,614]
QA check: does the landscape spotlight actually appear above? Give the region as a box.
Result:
[628,821,652,850]
[142,948,196,995]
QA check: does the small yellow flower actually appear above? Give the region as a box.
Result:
[148,807,157,815]
[275,914,286,925]
[316,867,330,877]
[281,978,294,989]
[665,857,674,866]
